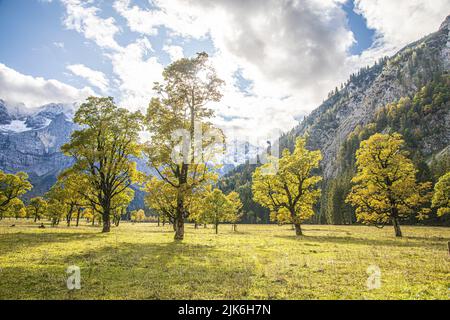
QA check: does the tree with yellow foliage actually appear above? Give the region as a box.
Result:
[131,209,146,222]
[227,191,243,231]
[61,97,143,233]
[252,137,322,236]
[346,133,431,237]
[193,188,242,234]
[27,197,48,222]
[144,52,224,240]
[432,172,450,217]
[0,170,32,220]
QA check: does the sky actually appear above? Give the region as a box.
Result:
[0,0,449,140]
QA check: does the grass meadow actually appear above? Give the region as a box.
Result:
[0,220,449,300]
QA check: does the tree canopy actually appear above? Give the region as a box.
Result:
[252,137,322,236]
[61,96,143,232]
[27,197,48,222]
[346,133,431,237]
[0,170,32,219]
[432,171,450,217]
[190,188,243,234]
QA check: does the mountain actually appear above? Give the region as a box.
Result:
[0,101,79,199]
[0,101,150,208]
[220,15,450,225]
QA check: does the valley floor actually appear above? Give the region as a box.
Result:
[0,220,449,299]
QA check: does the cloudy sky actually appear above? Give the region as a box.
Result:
[0,0,449,139]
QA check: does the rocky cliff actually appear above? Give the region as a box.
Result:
[0,102,78,198]
[287,15,450,178]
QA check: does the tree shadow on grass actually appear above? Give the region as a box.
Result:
[401,235,450,242]
[0,241,258,299]
[274,234,447,249]
[0,231,99,256]
[302,228,353,234]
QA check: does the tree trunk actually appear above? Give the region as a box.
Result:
[101,198,112,232]
[294,223,303,236]
[232,224,237,232]
[76,208,81,227]
[204,223,207,228]
[194,223,198,229]
[392,217,402,237]
[102,212,111,233]
[174,216,184,240]
[215,222,219,234]
[92,216,95,226]
[157,216,160,227]
[67,205,74,227]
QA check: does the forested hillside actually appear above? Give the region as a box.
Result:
[220,17,450,225]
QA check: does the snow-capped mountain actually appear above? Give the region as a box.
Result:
[0,100,78,198]
[0,100,76,133]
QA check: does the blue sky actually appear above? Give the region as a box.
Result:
[0,0,448,138]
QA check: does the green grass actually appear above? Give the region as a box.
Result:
[0,219,449,299]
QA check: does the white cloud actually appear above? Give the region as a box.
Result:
[113,0,210,38]
[56,0,450,139]
[112,0,355,138]
[162,44,184,62]
[67,64,109,93]
[61,0,121,50]
[59,0,165,111]
[355,0,450,54]
[341,0,450,80]
[53,41,65,49]
[107,38,164,111]
[0,63,94,109]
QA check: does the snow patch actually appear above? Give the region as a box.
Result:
[0,120,30,133]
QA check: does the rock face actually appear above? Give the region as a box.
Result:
[0,101,149,208]
[0,100,12,125]
[285,15,450,178]
[0,102,78,197]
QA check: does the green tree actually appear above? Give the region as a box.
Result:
[46,172,87,226]
[111,187,134,226]
[27,197,48,222]
[144,52,224,240]
[252,137,322,236]
[47,200,67,226]
[196,188,242,234]
[346,133,431,237]
[432,172,450,216]
[131,209,145,222]
[0,170,32,219]
[3,199,26,219]
[144,174,178,227]
[226,191,243,231]
[61,97,143,232]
